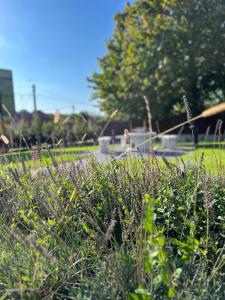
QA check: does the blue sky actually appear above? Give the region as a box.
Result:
[0,0,130,114]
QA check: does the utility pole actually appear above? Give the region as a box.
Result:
[32,84,37,112]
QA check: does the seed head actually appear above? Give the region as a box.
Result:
[1,135,9,144]
[202,103,225,118]
[183,95,193,124]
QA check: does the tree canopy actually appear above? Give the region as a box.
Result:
[89,0,225,120]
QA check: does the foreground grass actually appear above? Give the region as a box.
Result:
[0,153,224,299]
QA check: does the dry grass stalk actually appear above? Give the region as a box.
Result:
[1,134,10,144]
[199,152,205,169]
[183,95,198,148]
[183,95,193,125]
[3,225,57,264]
[2,104,30,150]
[204,126,210,142]
[104,209,117,243]
[56,138,63,147]
[216,120,223,142]
[84,213,105,236]
[99,109,118,137]
[204,178,214,211]
[116,102,225,159]
[81,133,87,143]
[54,111,61,124]
[201,103,225,118]
[143,95,153,133]
[62,115,70,124]
[162,156,174,172]
[122,212,135,243]
[2,104,14,120]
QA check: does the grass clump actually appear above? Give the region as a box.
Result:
[0,153,224,299]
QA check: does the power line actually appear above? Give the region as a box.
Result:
[37,94,90,106]
[14,85,31,90]
[14,93,86,105]
[15,93,32,97]
[39,90,76,101]
[14,87,91,107]
[23,88,89,105]
[14,86,94,105]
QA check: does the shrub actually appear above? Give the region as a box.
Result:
[0,154,224,299]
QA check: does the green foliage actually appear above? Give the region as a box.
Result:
[0,154,224,299]
[0,111,100,149]
[89,0,225,119]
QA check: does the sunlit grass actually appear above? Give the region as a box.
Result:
[0,145,98,169]
[0,145,97,160]
[176,148,225,173]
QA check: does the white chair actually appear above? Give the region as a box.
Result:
[98,136,111,153]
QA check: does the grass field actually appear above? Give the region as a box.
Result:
[0,145,98,168]
[177,141,225,149]
[0,143,224,172]
[174,148,225,172]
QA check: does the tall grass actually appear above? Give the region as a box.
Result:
[0,151,224,299]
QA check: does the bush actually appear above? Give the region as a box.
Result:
[0,154,224,299]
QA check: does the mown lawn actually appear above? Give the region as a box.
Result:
[177,141,225,149]
[0,145,98,169]
[175,148,225,173]
[0,142,224,172]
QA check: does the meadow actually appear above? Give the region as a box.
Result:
[0,146,224,299]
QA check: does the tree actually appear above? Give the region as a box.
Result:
[89,0,225,120]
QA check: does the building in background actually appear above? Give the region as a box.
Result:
[0,69,15,115]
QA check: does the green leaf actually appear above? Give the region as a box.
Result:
[173,268,183,279]
[168,287,175,298]
[47,219,56,226]
[178,206,185,211]
[22,276,30,283]
[69,188,76,202]
[129,287,152,300]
